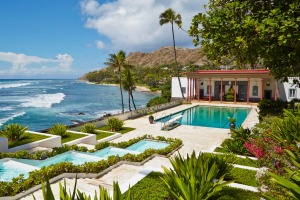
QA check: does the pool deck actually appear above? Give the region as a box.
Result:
[21,102,259,199]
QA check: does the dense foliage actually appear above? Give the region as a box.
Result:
[0,124,28,142]
[258,99,288,120]
[80,124,97,134]
[190,0,300,79]
[106,118,124,131]
[48,124,68,138]
[146,96,168,107]
[161,151,234,200]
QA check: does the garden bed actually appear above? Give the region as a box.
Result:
[123,172,260,200]
[97,126,135,134]
[0,132,50,148]
[61,132,87,143]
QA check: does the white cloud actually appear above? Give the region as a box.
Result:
[95,40,105,49]
[80,0,207,52]
[0,52,74,77]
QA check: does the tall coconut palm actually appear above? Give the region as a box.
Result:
[159,8,185,100]
[105,50,126,113]
[122,68,137,111]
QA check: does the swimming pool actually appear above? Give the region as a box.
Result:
[156,106,251,129]
[0,139,170,182]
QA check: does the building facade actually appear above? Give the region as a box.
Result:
[172,70,299,103]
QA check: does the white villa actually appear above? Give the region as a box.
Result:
[172,70,300,102]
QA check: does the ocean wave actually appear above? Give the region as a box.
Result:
[0,112,26,127]
[0,82,31,89]
[0,106,14,111]
[20,93,65,108]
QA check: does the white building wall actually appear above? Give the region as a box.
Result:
[172,77,188,98]
[280,77,300,102]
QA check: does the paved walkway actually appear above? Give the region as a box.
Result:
[21,102,259,199]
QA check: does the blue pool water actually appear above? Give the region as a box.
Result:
[0,140,169,182]
[156,106,251,129]
[126,140,169,152]
[93,147,139,158]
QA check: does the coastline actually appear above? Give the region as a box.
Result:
[80,80,158,93]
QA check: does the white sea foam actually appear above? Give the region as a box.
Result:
[0,82,31,89]
[0,112,26,126]
[0,106,13,111]
[20,93,65,108]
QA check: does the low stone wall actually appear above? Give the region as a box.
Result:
[69,101,182,131]
[5,131,61,153]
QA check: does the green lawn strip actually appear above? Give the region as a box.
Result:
[124,171,259,199]
[214,147,229,153]
[211,186,260,200]
[233,157,260,168]
[2,132,50,148]
[123,172,171,199]
[95,131,114,140]
[227,167,258,187]
[61,132,87,143]
[203,152,260,168]
[98,126,135,134]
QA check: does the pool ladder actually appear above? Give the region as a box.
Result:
[160,112,167,130]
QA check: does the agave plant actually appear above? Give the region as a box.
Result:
[35,176,132,200]
[80,124,97,134]
[161,151,234,200]
[48,124,68,138]
[0,124,28,141]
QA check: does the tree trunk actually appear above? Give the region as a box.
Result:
[119,68,124,113]
[130,90,137,110]
[128,91,132,111]
[171,23,185,100]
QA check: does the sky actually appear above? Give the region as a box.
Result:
[0,0,207,79]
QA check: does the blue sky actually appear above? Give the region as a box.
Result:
[0,0,206,79]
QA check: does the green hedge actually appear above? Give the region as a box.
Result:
[258,99,288,120]
[0,135,182,197]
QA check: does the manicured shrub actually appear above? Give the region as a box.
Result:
[258,99,288,120]
[107,118,124,131]
[146,96,168,107]
[48,124,68,138]
[80,123,97,134]
[0,124,28,141]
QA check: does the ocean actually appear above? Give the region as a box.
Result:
[0,79,158,131]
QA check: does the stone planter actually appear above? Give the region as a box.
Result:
[149,115,154,124]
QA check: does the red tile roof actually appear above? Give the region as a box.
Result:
[195,69,270,74]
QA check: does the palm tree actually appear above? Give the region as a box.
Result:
[159,8,185,100]
[105,50,126,113]
[122,68,137,111]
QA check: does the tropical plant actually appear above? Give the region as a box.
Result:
[268,109,300,148]
[146,96,168,107]
[80,124,97,134]
[48,124,68,138]
[161,151,233,200]
[159,8,185,100]
[263,150,300,200]
[105,50,128,113]
[0,124,28,142]
[189,0,300,79]
[122,68,137,111]
[35,176,132,200]
[107,118,124,131]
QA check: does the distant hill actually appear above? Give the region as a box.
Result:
[126,46,206,67]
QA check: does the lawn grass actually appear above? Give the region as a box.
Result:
[2,132,50,148]
[233,157,260,168]
[203,152,260,168]
[98,126,135,134]
[61,132,87,143]
[228,168,258,187]
[95,131,114,140]
[124,172,260,199]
